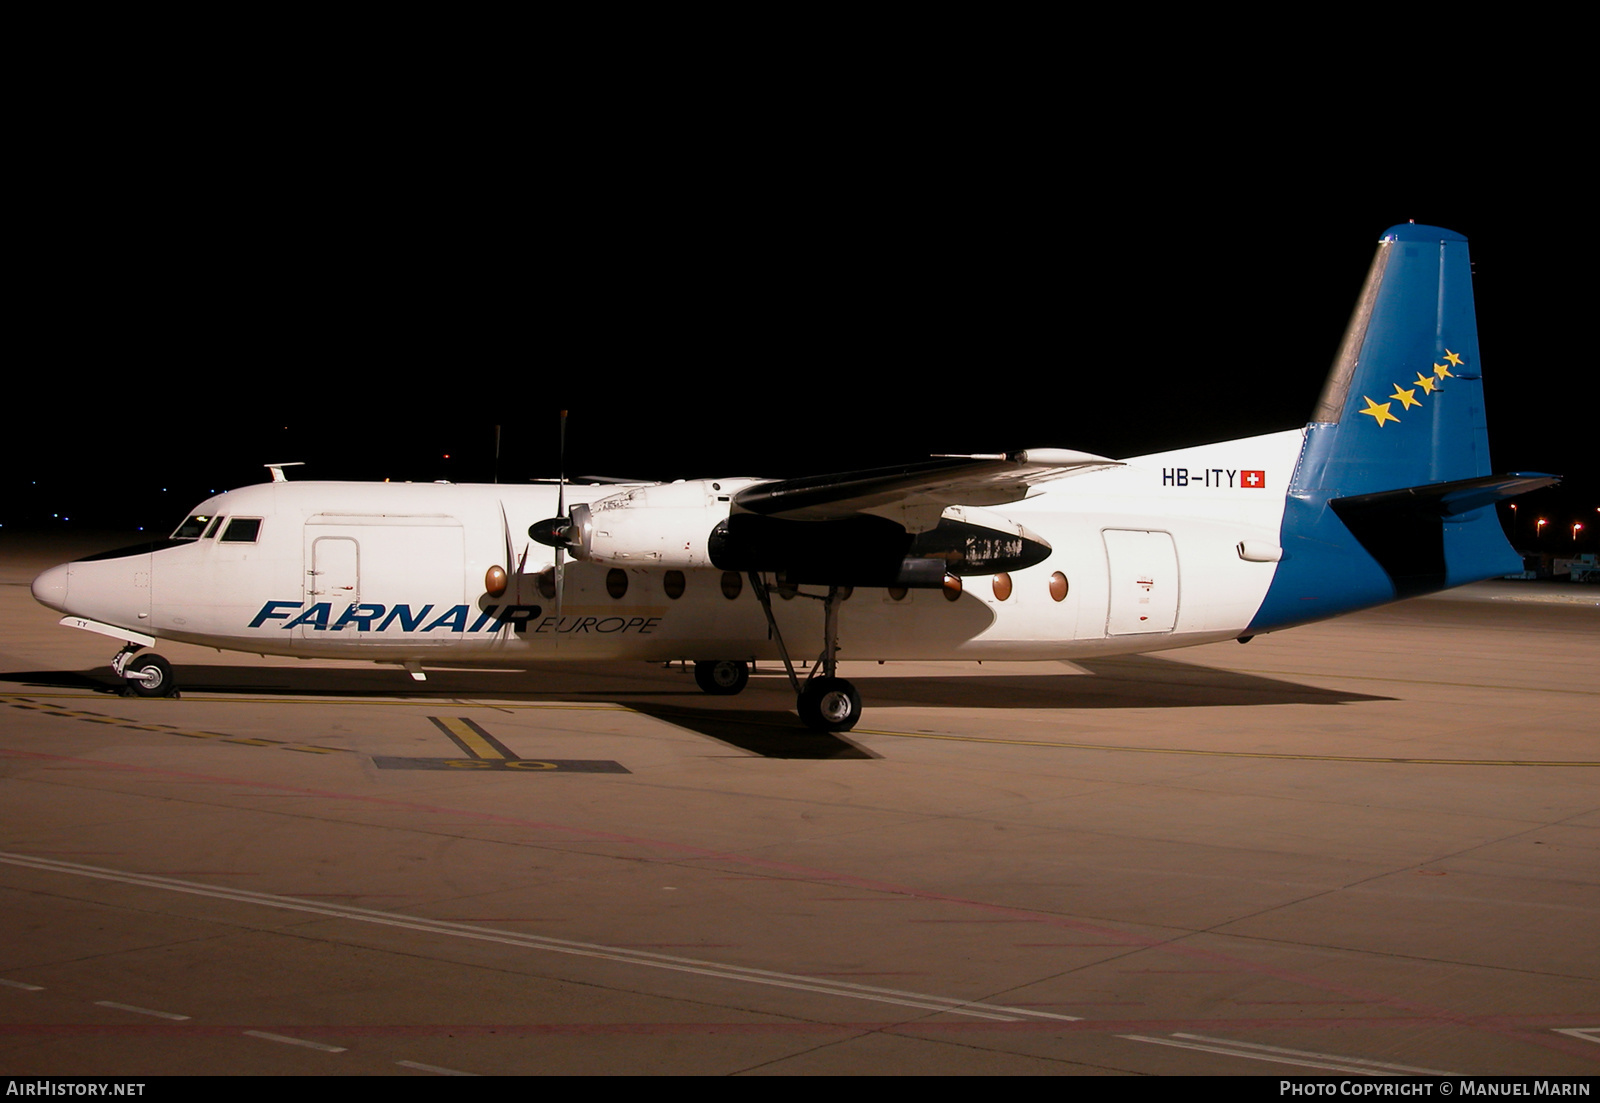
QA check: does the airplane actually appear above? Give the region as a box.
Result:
[31,224,1557,732]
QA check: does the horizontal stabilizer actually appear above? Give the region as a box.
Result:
[1331,472,1560,518]
[1326,473,1555,600]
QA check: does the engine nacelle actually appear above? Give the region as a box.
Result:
[567,480,742,568]
[559,481,1053,584]
[708,504,1052,587]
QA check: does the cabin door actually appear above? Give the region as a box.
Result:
[302,536,360,638]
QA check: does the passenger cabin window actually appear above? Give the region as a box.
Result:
[220,518,262,543]
[172,515,214,539]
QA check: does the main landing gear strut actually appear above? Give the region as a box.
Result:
[748,573,861,733]
[111,643,179,698]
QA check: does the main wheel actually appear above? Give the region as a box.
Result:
[694,660,750,696]
[125,654,176,697]
[797,676,861,732]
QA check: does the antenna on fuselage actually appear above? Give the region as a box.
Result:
[264,462,305,483]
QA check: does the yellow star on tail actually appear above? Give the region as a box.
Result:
[1359,395,1398,426]
[1414,372,1438,394]
[1433,362,1454,380]
[1390,384,1420,410]
[1443,349,1464,366]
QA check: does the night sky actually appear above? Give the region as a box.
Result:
[8,145,1593,555]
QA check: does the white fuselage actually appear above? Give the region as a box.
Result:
[34,430,1306,668]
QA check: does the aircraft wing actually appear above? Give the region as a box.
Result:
[732,449,1122,532]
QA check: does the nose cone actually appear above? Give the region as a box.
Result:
[31,563,70,613]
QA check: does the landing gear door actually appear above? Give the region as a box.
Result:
[1103,529,1179,635]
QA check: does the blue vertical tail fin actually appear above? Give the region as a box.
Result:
[1249,225,1557,631]
[1303,223,1491,493]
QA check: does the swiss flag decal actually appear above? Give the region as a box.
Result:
[1241,470,1266,489]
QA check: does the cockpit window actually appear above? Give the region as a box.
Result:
[220,518,262,543]
[202,516,227,539]
[172,515,215,539]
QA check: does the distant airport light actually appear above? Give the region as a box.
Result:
[1537,518,1548,538]
[1575,522,1585,541]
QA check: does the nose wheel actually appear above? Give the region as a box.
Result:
[112,644,179,698]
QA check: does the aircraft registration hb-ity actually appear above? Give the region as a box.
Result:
[32,224,1557,731]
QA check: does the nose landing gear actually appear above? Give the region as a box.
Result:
[112,644,179,698]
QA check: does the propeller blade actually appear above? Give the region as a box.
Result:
[554,546,565,625]
[482,501,516,600]
[556,409,567,520]
[555,410,569,627]
[500,502,516,569]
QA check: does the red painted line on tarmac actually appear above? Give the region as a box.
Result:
[1119,969,1233,974]
[1015,943,1131,947]
[2,745,1591,1062]
[907,918,1039,923]
[711,875,795,881]
[1233,1000,1383,1005]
